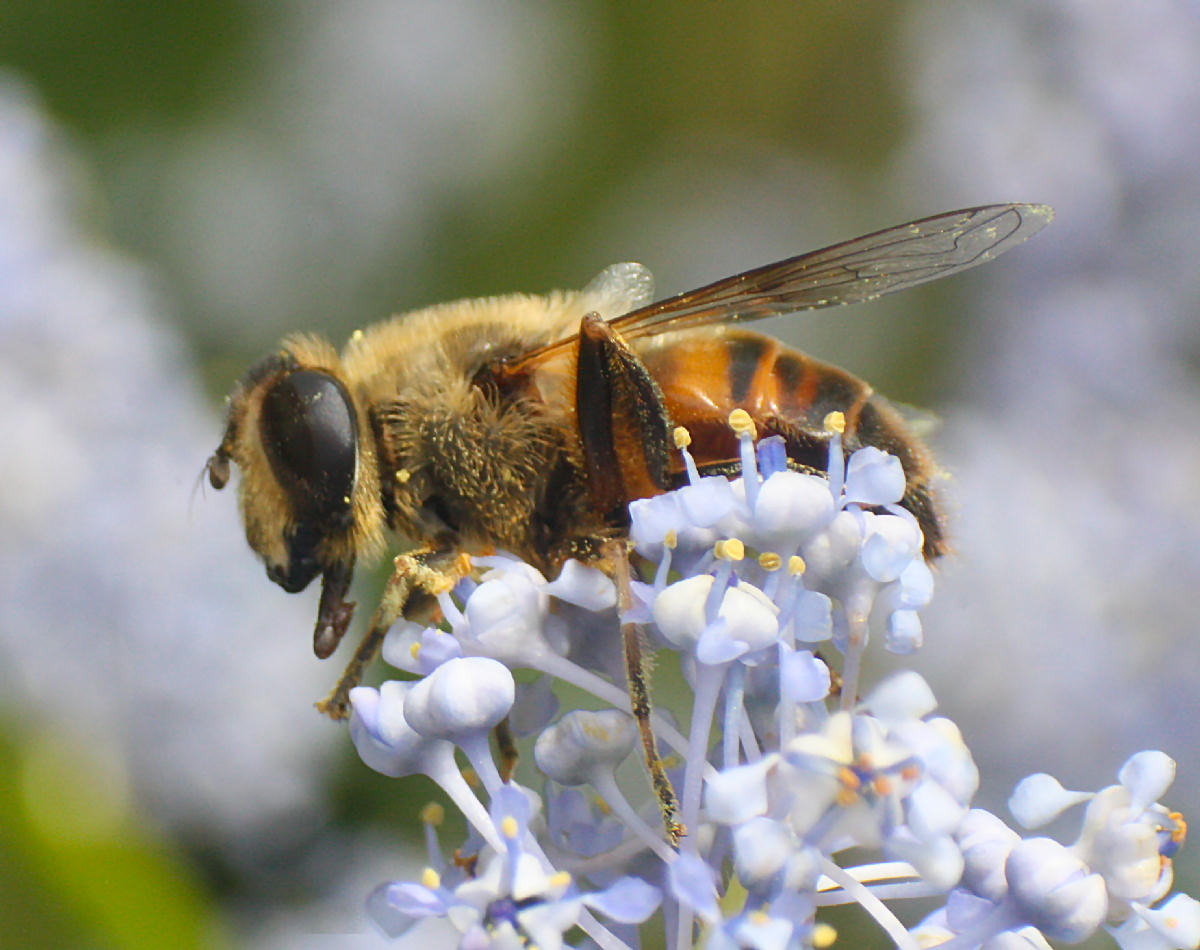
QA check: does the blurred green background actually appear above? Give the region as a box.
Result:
[0,0,943,395]
[3,1,1199,948]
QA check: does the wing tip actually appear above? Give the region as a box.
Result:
[1011,201,1055,228]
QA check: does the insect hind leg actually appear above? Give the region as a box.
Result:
[604,539,685,846]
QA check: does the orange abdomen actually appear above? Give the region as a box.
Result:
[636,329,945,558]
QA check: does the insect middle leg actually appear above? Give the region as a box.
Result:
[317,547,470,720]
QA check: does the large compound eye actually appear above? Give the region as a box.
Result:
[260,369,358,529]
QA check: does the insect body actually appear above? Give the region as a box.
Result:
[209,204,1052,726]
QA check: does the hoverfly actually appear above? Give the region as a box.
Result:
[208,203,1052,839]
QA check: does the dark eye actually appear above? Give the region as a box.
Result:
[260,369,358,528]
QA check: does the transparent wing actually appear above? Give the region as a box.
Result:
[500,203,1053,373]
[578,262,657,319]
[608,203,1053,341]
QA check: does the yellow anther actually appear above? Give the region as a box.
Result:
[1168,812,1187,845]
[419,802,445,825]
[823,410,845,435]
[501,816,519,839]
[663,529,677,550]
[758,551,782,571]
[409,642,421,661]
[715,538,745,561]
[788,555,807,576]
[548,870,573,890]
[673,426,692,449]
[812,922,838,948]
[421,867,441,890]
[727,408,757,439]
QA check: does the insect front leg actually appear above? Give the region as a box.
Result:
[313,559,356,659]
[316,547,470,720]
[577,314,683,844]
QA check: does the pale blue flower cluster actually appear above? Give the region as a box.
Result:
[348,415,1197,950]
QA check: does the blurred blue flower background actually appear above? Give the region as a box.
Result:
[2,2,1199,947]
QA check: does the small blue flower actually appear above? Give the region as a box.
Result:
[750,470,836,547]
[1111,893,1200,950]
[366,871,458,939]
[1006,836,1109,942]
[544,786,624,859]
[533,709,636,787]
[348,426,1195,950]
[402,656,516,741]
[349,682,445,779]
[705,755,778,825]
[958,808,1022,902]
[779,647,832,704]
[842,446,907,507]
[668,851,721,924]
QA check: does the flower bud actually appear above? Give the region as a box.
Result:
[402,657,515,740]
[1006,837,1107,942]
[533,709,636,786]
